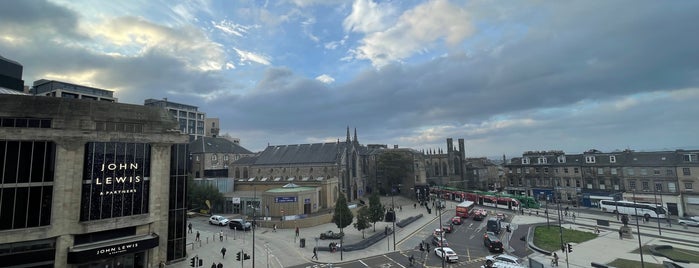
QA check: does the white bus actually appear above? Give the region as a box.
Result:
[599,200,667,219]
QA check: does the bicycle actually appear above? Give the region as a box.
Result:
[551,258,559,267]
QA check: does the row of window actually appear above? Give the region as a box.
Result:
[95,121,143,133]
[0,117,52,128]
[508,178,690,192]
[521,154,698,164]
[513,167,690,176]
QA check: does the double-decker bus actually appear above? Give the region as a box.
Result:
[455,200,476,218]
[599,200,667,219]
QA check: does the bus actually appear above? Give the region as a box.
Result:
[599,200,667,219]
[455,200,476,218]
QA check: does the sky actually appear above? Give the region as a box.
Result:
[1,0,698,158]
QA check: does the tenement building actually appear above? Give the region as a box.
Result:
[505,149,699,216]
[0,95,189,267]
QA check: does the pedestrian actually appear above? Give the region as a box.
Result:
[221,247,226,258]
[312,247,318,260]
[414,203,417,209]
[217,262,223,268]
[644,214,650,223]
[618,229,623,239]
[219,231,223,242]
[572,213,576,222]
[211,262,216,268]
[409,254,415,266]
[594,226,600,234]
[188,222,193,233]
[196,231,200,241]
[295,226,300,237]
[400,205,402,212]
[273,224,277,232]
[552,252,559,267]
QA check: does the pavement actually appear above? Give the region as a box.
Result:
[172,197,699,268]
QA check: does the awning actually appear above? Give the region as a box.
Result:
[67,233,159,264]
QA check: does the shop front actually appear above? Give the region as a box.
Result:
[68,234,159,268]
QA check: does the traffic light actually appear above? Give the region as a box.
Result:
[567,243,573,253]
[244,253,250,260]
[190,257,196,267]
[236,251,241,261]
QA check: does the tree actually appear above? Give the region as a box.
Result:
[332,194,354,231]
[377,151,412,193]
[368,192,385,231]
[354,206,371,238]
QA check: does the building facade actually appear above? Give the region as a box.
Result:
[144,99,205,141]
[31,79,117,102]
[0,95,189,267]
[189,136,255,178]
[505,149,697,216]
[0,55,24,92]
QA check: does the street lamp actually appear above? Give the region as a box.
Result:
[632,190,645,268]
[391,184,396,251]
[252,187,257,268]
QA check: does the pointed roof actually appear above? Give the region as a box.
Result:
[254,142,347,165]
[188,136,253,154]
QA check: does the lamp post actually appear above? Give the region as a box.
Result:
[252,187,257,268]
[391,185,396,251]
[653,184,661,235]
[632,190,645,268]
[439,184,445,268]
[556,191,570,268]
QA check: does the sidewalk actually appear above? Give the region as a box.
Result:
[173,195,441,268]
[511,211,699,268]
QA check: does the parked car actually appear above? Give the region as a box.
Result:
[434,247,459,263]
[483,232,504,253]
[209,215,229,226]
[678,217,699,227]
[451,216,463,225]
[228,218,252,230]
[432,236,449,247]
[485,254,524,267]
[319,230,344,239]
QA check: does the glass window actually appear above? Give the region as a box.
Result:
[611,168,617,175]
[683,168,690,176]
[629,180,636,190]
[574,168,579,174]
[597,168,604,175]
[609,155,616,163]
[685,182,693,190]
[640,169,648,175]
[653,169,660,175]
[627,168,635,175]
[642,181,649,190]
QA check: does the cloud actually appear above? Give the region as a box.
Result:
[348,0,475,67]
[343,0,394,33]
[234,48,272,66]
[315,74,335,84]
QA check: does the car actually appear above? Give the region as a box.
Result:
[678,217,699,227]
[434,247,459,263]
[483,232,504,252]
[485,254,524,267]
[319,230,344,239]
[487,217,502,235]
[473,209,487,221]
[442,224,454,233]
[228,218,252,230]
[452,217,463,225]
[433,228,444,237]
[431,235,449,247]
[209,215,229,226]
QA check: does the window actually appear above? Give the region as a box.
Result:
[683,168,691,176]
[576,180,581,187]
[629,180,636,190]
[655,183,663,192]
[684,154,698,162]
[566,179,570,187]
[653,169,660,175]
[597,168,604,175]
[585,156,596,163]
[212,154,217,161]
[525,168,530,174]
[516,168,521,174]
[666,169,673,176]
[642,181,649,190]
[668,182,677,193]
[522,157,530,164]
[544,167,549,173]
[574,168,579,174]
[640,169,647,175]
[195,155,199,161]
[557,156,566,163]
[564,168,569,173]
[538,157,547,164]
[587,182,593,189]
[627,168,635,175]
[609,155,616,163]
[535,167,540,173]
[554,168,559,173]
[685,182,694,190]
[611,168,617,175]
[224,155,229,161]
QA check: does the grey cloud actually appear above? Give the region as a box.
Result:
[0,0,85,39]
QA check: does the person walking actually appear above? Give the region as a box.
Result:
[219,231,223,242]
[216,262,223,268]
[618,229,623,239]
[195,231,200,242]
[221,247,226,258]
[188,222,193,233]
[273,224,277,232]
[311,247,318,260]
[211,262,216,268]
[552,252,559,267]
[295,227,300,237]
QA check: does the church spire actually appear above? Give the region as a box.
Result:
[346,126,351,142]
[353,128,358,143]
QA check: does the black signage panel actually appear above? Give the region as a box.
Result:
[67,235,159,264]
[80,142,151,221]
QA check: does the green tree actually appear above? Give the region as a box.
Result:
[332,194,354,231]
[187,177,225,214]
[377,151,412,193]
[354,206,371,238]
[368,192,385,231]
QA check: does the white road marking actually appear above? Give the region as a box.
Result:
[358,259,369,267]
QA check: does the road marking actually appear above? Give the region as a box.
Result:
[383,254,406,268]
[358,259,369,267]
[466,248,471,261]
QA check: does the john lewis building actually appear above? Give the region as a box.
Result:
[0,95,189,267]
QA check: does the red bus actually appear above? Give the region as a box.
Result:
[455,200,476,218]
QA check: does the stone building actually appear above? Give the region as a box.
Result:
[362,145,428,198]
[424,138,469,189]
[505,149,697,216]
[189,136,255,178]
[0,94,189,267]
